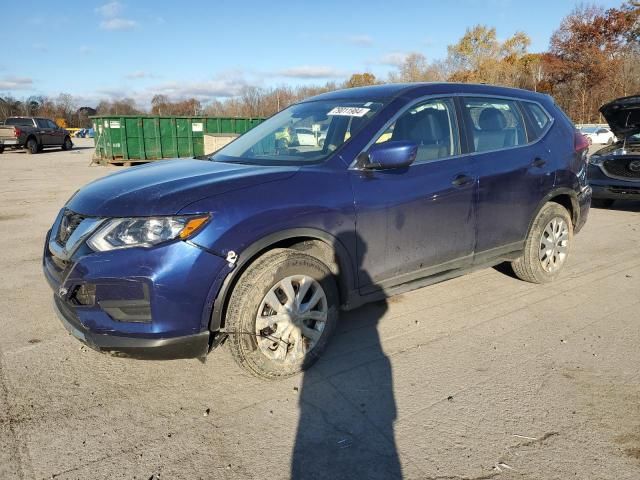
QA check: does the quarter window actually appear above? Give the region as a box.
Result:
[463,98,526,153]
[375,98,459,163]
[522,102,552,139]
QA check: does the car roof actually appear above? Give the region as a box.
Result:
[307,82,549,103]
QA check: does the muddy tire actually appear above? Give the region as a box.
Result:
[61,136,73,151]
[25,138,39,154]
[591,198,614,209]
[226,248,338,379]
[511,202,573,284]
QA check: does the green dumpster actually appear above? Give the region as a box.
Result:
[90,115,264,165]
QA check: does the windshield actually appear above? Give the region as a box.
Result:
[211,99,386,165]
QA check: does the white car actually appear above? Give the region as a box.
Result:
[580,126,616,145]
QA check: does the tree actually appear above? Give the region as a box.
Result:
[344,73,377,88]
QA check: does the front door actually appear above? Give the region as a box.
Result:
[349,97,477,293]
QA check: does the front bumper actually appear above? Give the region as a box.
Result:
[43,212,232,359]
[54,295,210,359]
[588,164,640,200]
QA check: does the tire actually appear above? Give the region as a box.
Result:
[511,202,573,284]
[607,137,613,145]
[226,248,339,379]
[591,198,614,209]
[0,146,4,154]
[25,138,39,154]
[61,136,73,151]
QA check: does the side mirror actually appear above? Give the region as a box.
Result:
[357,140,418,170]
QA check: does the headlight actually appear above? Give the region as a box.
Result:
[87,215,210,252]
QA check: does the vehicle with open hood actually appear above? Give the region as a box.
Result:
[588,95,640,208]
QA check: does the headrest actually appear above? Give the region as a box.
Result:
[478,108,506,131]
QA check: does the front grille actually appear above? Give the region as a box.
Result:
[56,209,85,245]
[602,159,640,180]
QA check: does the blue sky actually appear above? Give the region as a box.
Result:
[0,0,624,107]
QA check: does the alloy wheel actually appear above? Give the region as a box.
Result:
[539,217,569,273]
[255,275,327,364]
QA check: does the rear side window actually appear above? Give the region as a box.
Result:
[522,102,552,139]
[463,98,526,153]
[375,97,460,163]
[37,119,49,128]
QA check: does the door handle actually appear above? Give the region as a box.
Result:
[532,157,547,168]
[451,174,473,187]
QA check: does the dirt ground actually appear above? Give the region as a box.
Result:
[0,139,639,479]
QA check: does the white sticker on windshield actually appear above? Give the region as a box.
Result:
[327,106,370,117]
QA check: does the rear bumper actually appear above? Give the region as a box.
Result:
[575,185,592,234]
[0,139,19,146]
[53,294,210,360]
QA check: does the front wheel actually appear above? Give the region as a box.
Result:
[61,136,73,151]
[0,146,4,154]
[225,248,338,379]
[511,203,573,284]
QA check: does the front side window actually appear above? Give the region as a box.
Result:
[375,97,460,163]
[211,99,386,165]
[463,97,526,152]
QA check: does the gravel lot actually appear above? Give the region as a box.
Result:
[1,140,639,480]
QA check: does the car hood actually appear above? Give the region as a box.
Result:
[67,159,299,217]
[600,95,640,138]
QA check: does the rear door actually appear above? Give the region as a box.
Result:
[349,96,477,292]
[460,96,555,260]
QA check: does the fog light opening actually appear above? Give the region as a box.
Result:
[71,284,96,306]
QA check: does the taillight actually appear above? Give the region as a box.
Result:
[13,127,21,138]
[574,130,589,153]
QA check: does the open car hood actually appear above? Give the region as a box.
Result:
[599,95,640,138]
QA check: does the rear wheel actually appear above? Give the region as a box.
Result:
[591,198,614,209]
[0,146,4,154]
[226,248,338,379]
[61,136,73,150]
[25,138,38,154]
[511,203,573,284]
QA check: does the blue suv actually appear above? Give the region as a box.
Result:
[43,83,592,378]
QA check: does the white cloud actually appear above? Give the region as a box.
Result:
[125,71,156,80]
[379,52,410,67]
[95,1,122,18]
[79,46,93,55]
[32,43,48,52]
[100,18,137,30]
[0,76,33,90]
[346,35,373,47]
[96,1,137,30]
[275,66,345,79]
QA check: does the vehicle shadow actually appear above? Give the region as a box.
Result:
[291,232,402,480]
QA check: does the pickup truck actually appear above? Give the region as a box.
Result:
[0,117,73,154]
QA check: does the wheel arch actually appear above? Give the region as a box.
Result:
[528,188,579,235]
[209,228,356,332]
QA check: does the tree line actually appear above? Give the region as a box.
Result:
[1,2,637,126]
